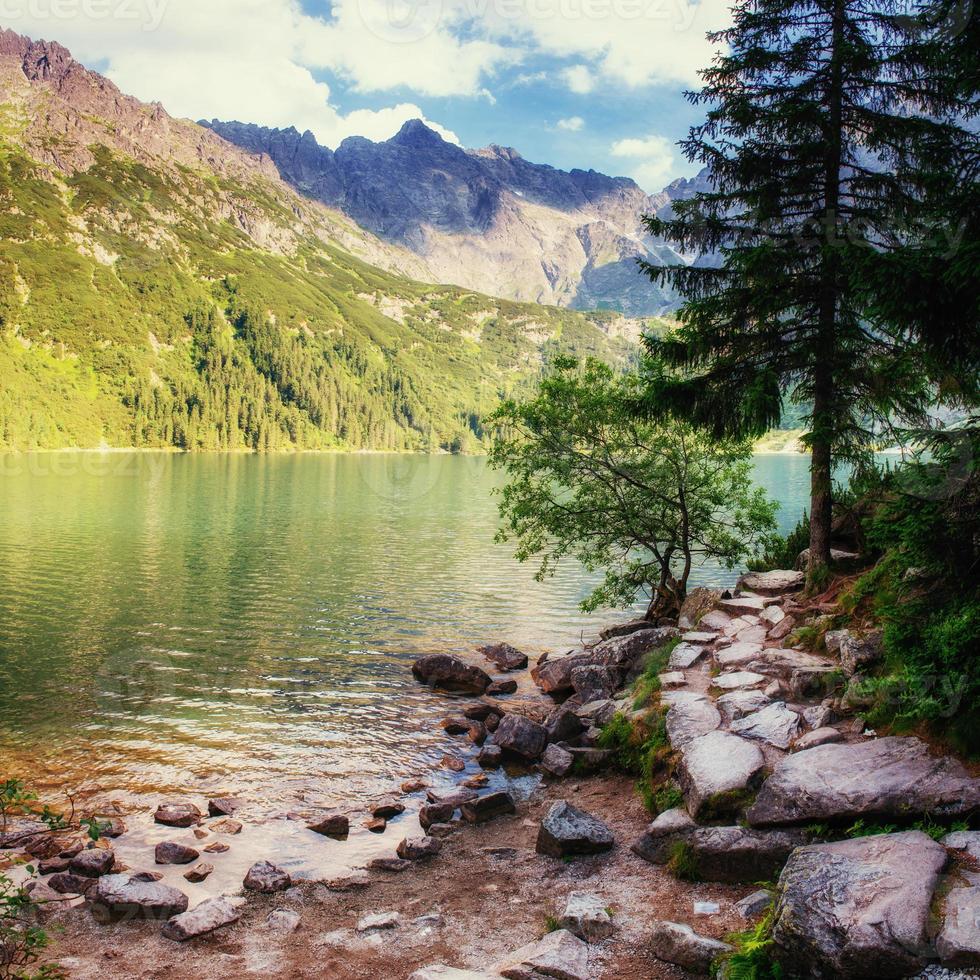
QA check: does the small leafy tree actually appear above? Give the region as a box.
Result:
[0,874,66,980]
[488,357,777,620]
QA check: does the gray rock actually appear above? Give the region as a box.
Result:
[631,808,696,864]
[748,736,980,827]
[536,801,614,858]
[397,836,442,860]
[91,873,189,922]
[684,826,807,883]
[658,671,687,688]
[668,642,707,670]
[719,595,769,616]
[161,896,240,941]
[824,629,849,655]
[367,857,412,872]
[649,921,732,973]
[942,831,980,863]
[772,831,947,978]
[735,624,769,645]
[802,702,834,729]
[715,641,765,668]
[154,802,202,828]
[738,570,804,596]
[155,842,200,865]
[769,615,797,641]
[495,928,590,980]
[575,699,617,728]
[544,705,585,744]
[68,848,115,877]
[679,588,723,629]
[494,714,548,761]
[716,689,771,723]
[713,671,767,690]
[936,886,980,967]
[357,911,402,931]
[460,791,515,824]
[736,889,773,919]
[243,861,291,893]
[564,747,613,774]
[729,702,802,750]
[569,664,619,703]
[760,605,786,626]
[478,643,528,671]
[699,609,733,631]
[560,891,615,942]
[267,908,301,932]
[677,731,765,820]
[682,631,718,644]
[426,787,479,807]
[591,627,679,669]
[663,691,721,747]
[793,726,843,752]
[409,967,496,980]
[412,655,492,694]
[539,743,574,778]
[840,631,884,677]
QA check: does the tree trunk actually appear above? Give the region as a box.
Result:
[808,0,846,588]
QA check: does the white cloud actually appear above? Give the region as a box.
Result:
[611,134,676,191]
[556,116,585,132]
[562,65,594,94]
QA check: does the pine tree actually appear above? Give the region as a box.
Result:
[641,0,978,582]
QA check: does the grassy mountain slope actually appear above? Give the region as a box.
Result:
[0,31,647,452]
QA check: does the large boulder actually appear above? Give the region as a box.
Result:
[162,896,241,941]
[495,928,590,980]
[569,664,619,703]
[493,714,548,761]
[536,801,614,858]
[649,921,732,974]
[590,627,679,669]
[936,886,980,967]
[677,731,765,821]
[729,702,802,750]
[747,736,980,827]
[412,655,492,695]
[91,874,189,922]
[478,643,528,671]
[679,587,722,629]
[772,831,947,978]
[531,653,591,695]
[737,569,804,596]
[682,826,808,883]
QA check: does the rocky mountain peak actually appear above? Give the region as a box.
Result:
[389,118,447,148]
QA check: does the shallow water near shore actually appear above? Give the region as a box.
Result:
[0,452,811,885]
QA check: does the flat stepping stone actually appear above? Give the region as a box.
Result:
[717,689,771,723]
[729,702,802,749]
[715,642,764,668]
[713,671,767,690]
[748,736,980,827]
[682,631,717,644]
[734,624,768,645]
[699,609,732,630]
[738,570,804,596]
[719,595,769,616]
[658,671,687,688]
[760,605,786,626]
[677,730,765,820]
[495,928,589,980]
[772,831,947,978]
[667,642,707,670]
[663,691,721,747]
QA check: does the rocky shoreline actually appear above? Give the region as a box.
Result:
[4,570,979,978]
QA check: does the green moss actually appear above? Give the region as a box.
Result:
[700,787,759,823]
[666,840,700,882]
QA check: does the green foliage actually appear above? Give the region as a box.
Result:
[543,915,561,934]
[652,783,684,814]
[721,910,784,980]
[489,357,776,617]
[748,515,810,573]
[632,638,681,709]
[0,143,635,453]
[0,873,66,980]
[854,433,980,755]
[666,840,700,882]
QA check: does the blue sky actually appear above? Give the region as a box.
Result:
[3,0,731,190]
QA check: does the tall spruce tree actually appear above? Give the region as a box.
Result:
[640,0,978,582]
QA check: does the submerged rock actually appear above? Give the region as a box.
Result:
[155,842,200,865]
[308,813,349,838]
[162,896,240,941]
[478,643,528,671]
[536,801,614,858]
[772,831,947,978]
[748,736,980,827]
[207,797,241,817]
[412,655,492,694]
[154,802,202,828]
